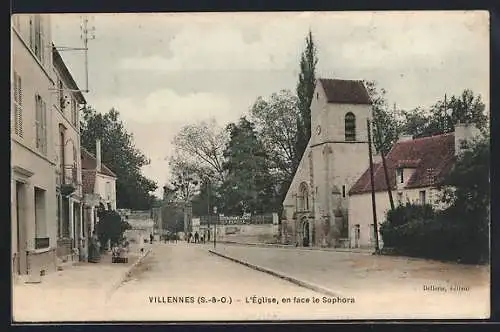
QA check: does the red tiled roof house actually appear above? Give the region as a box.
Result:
[348,123,481,249]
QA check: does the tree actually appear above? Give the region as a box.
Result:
[401,90,487,139]
[364,81,403,154]
[171,118,228,184]
[296,30,318,163]
[80,107,158,210]
[220,117,276,215]
[440,134,490,218]
[96,209,131,250]
[249,90,300,206]
[166,158,201,203]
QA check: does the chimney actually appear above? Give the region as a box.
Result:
[96,139,102,172]
[397,134,413,143]
[454,122,480,156]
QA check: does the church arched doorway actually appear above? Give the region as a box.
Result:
[302,218,310,247]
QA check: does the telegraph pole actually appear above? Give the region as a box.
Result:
[367,119,380,252]
[53,15,95,94]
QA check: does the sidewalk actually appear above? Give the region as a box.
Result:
[210,244,490,319]
[12,245,151,322]
[217,240,374,254]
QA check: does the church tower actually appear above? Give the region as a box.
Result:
[308,78,373,247]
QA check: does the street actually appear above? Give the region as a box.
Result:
[103,243,341,321]
[13,242,490,322]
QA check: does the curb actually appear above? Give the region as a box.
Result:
[106,248,152,299]
[208,249,340,298]
[218,241,374,255]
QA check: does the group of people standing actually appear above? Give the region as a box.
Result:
[186,231,210,244]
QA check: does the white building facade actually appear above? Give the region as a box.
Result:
[52,46,87,263]
[281,78,373,248]
[281,77,483,250]
[11,14,58,276]
[82,140,117,237]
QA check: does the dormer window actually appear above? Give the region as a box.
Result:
[345,112,356,141]
[396,168,404,184]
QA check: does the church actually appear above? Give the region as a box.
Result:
[280,78,481,249]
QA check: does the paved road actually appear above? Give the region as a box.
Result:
[212,244,491,319]
[102,243,368,321]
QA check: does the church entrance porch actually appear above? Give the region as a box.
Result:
[296,217,311,247]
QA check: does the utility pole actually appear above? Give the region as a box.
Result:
[367,119,380,252]
[53,15,95,94]
[207,179,211,242]
[373,111,395,211]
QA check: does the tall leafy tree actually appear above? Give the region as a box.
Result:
[365,80,403,154]
[171,118,228,184]
[401,90,487,138]
[295,30,318,163]
[249,90,300,208]
[80,107,157,210]
[220,117,276,215]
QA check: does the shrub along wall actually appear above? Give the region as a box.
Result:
[380,203,489,264]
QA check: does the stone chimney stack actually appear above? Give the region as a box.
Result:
[397,134,413,143]
[96,139,102,172]
[454,122,481,156]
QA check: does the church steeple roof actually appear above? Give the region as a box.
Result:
[318,78,371,105]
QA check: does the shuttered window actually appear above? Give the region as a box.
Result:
[35,94,47,155]
[345,112,356,141]
[29,15,44,63]
[13,72,23,137]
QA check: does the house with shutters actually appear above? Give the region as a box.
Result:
[348,123,481,248]
[281,77,482,250]
[81,140,118,240]
[11,14,58,278]
[52,45,87,264]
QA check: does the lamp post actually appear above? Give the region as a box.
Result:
[213,206,217,249]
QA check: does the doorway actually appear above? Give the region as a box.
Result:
[302,220,310,247]
[353,224,361,248]
[15,181,28,275]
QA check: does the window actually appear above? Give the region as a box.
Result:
[419,190,426,205]
[13,15,20,30]
[298,182,309,211]
[34,187,49,249]
[71,98,78,126]
[396,168,404,184]
[345,112,356,141]
[13,71,23,137]
[397,192,403,205]
[106,182,111,200]
[58,79,64,109]
[29,15,44,63]
[35,94,47,154]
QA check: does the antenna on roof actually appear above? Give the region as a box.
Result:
[53,15,95,94]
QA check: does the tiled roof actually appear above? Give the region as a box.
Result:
[81,148,117,178]
[82,170,96,194]
[349,133,456,195]
[319,78,371,105]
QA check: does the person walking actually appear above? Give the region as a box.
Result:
[194,231,199,244]
[150,233,154,244]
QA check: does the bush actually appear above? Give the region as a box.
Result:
[380,203,489,264]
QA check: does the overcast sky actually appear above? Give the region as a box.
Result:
[50,11,489,197]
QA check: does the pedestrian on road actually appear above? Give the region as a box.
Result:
[201,235,205,244]
[194,232,199,244]
[150,233,154,244]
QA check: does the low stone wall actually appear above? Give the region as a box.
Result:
[215,224,279,244]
